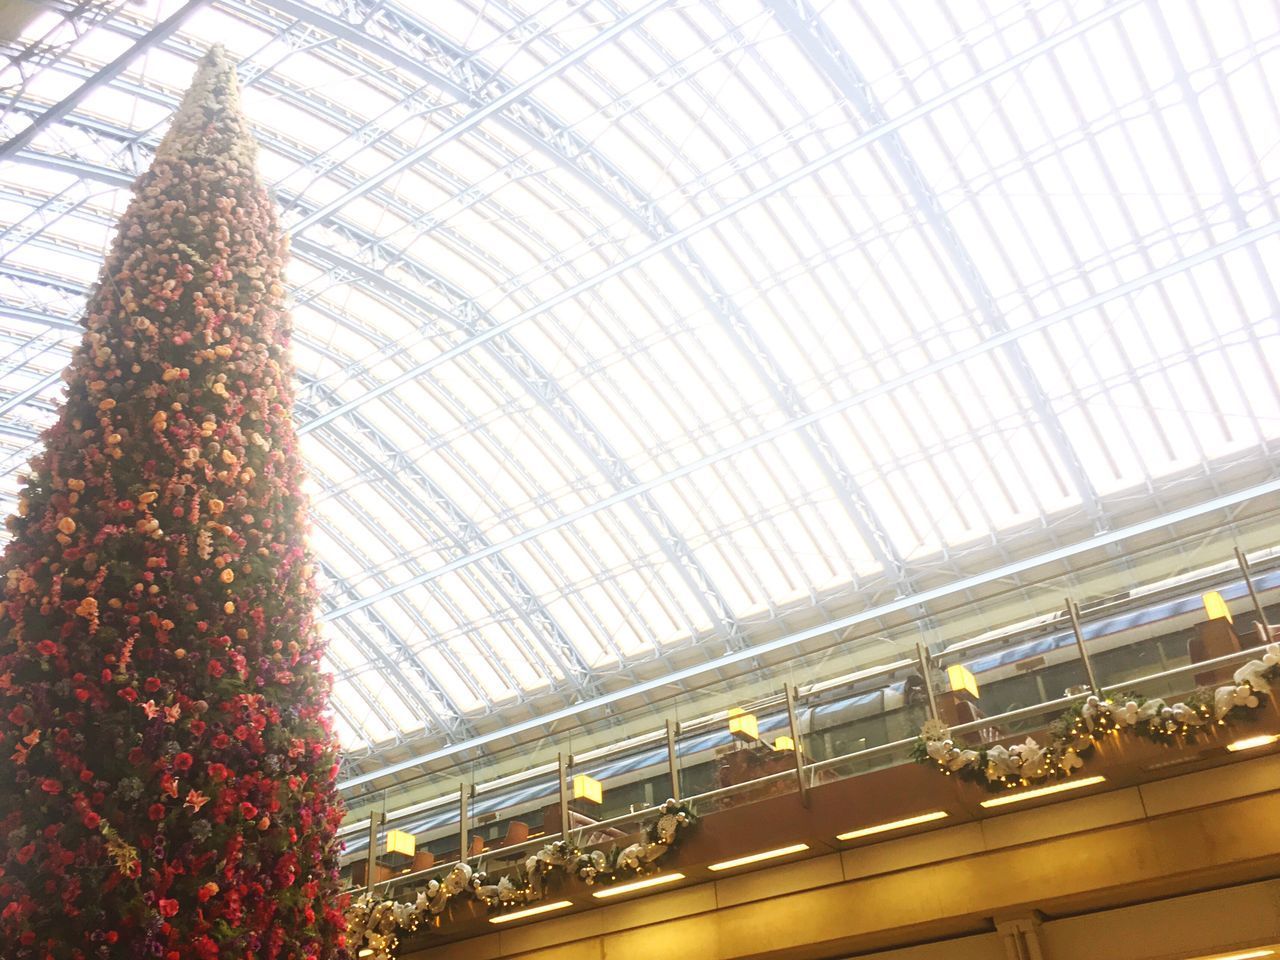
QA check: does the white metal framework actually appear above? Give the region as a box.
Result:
[1,0,1278,773]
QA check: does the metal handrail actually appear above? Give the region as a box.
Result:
[801,640,1276,777]
[804,735,919,774]
[682,768,794,804]
[341,578,1277,867]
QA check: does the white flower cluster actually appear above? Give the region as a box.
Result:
[346,799,694,960]
[919,644,1278,787]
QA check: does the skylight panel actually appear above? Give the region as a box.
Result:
[19,68,80,108]
[445,632,518,702]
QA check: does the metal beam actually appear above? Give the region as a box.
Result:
[337,474,1280,788]
[766,0,1104,528]
[0,235,595,708]
[251,0,904,584]
[0,0,209,163]
[3,205,1277,622]
[6,98,748,654]
[256,0,1144,432]
[301,385,602,699]
[288,0,671,233]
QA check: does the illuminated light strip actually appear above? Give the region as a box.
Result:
[592,873,685,898]
[1225,733,1279,752]
[1191,950,1275,960]
[835,810,949,841]
[979,776,1107,808]
[487,900,574,924]
[707,843,810,872]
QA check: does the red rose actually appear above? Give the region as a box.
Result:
[189,720,206,736]
[79,770,94,783]
[35,639,57,656]
[207,660,224,678]
[173,752,193,771]
[208,763,228,782]
[39,778,62,795]
[82,812,100,830]
[148,803,166,821]
[212,734,230,750]
[157,898,179,917]
[239,802,257,819]
[118,687,138,703]
[7,705,26,725]
[15,843,35,864]
[144,677,161,692]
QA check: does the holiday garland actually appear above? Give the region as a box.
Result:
[0,48,347,958]
[345,799,695,960]
[914,644,1279,788]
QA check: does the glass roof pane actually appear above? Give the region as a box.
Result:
[0,0,1275,762]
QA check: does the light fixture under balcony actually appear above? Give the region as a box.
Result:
[728,708,759,743]
[708,843,809,872]
[1189,949,1275,960]
[836,810,949,841]
[979,775,1106,808]
[488,900,574,924]
[592,873,685,898]
[572,773,604,804]
[1202,590,1234,622]
[1225,733,1279,752]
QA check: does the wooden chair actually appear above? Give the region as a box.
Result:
[502,820,530,848]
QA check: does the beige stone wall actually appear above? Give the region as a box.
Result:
[407,753,1280,960]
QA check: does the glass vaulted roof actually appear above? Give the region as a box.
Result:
[1,0,1278,771]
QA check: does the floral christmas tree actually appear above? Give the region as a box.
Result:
[0,47,347,959]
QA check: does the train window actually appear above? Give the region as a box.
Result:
[1094,639,1161,686]
[1038,660,1089,701]
[975,673,1038,717]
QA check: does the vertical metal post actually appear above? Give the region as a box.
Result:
[665,719,681,801]
[458,781,468,862]
[365,808,384,894]
[1236,546,1270,630]
[1066,598,1101,694]
[915,642,939,721]
[783,683,809,807]
[557,752,571,843]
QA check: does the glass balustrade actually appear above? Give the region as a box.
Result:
[338,514,1280,895]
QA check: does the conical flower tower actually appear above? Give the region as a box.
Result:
[0,48,347,959]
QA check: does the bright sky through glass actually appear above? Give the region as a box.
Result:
[0,0,1277,757]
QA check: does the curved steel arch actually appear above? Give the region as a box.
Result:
[299,388,601,700]
[253,0,907,585]
[0,285,483,747]
[0,177,655,682]
[766,0,1104,530]
[5,57,749,657]
[0,221,593,716]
